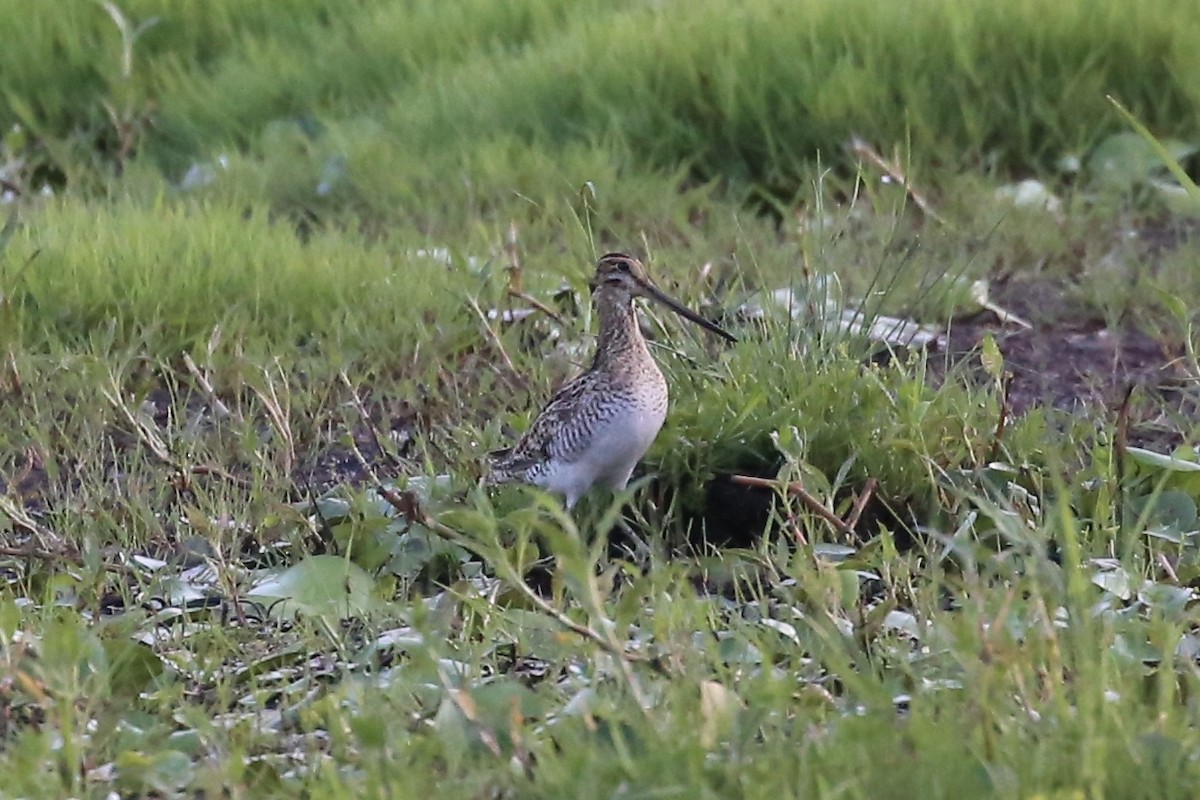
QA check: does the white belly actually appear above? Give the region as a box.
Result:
[538,400,667,508]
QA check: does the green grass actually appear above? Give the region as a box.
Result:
[5,0,1200,200]
[3,0,1200,797]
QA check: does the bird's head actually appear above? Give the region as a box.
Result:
[590,253,651,295]
[588,252,737,343]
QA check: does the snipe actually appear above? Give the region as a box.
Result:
[488,252,736,509]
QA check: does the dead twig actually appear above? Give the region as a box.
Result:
[1158,552,1180,584]
[182,350,235,420]
[730,474,856,537]
[102,377,251,489]
[250,362,296,475]
[0,543,67,561]
[102,382,174,466]
[0,494,133,574]
[782,512,809,546]
[507,288,566,324]
[847,135,947,225]
[433,664,533,774]
[6,446,41,498]
[987,372,1013,465]
[187,464,251,488]
[443,683,505,759]
[3,350,22,395]
[502,223,565,323]
[504,221,523,294]
[1114,382,1135,550]
[338,371,406,472]
[845,478,879,532]
[0,493,58,551]
[970,281,1034,330]
[468,296,519,376]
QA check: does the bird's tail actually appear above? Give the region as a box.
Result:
[483,448,516,485]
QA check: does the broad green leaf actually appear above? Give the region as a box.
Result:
[115,749,194,796]
[1112,631,1161,664]
[1126,490,1198,538]
[1089,129,1198,194]
[331,516,394,572]
[102,638,165,698]
[716,637,763,666]
[433,680,543,759]
[1137,582,1193,618]
[1108,96,1200,208]
[1125,447,1200,473]
[1092,566,1133,599]
[248,555,378,618]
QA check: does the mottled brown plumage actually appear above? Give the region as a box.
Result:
[489,253,735,508]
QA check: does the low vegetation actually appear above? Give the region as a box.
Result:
[2,0,1200,797]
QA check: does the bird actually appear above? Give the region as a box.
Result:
[488,252,736,510]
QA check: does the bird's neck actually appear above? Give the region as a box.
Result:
[591,291,648,370]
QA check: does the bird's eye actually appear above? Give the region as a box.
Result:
[615,261,631,273]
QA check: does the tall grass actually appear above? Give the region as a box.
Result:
[2,2,1200,796]
[3,0,1197,193]
[1,196,455,355]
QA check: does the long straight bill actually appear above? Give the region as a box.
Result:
[641,281,738,343]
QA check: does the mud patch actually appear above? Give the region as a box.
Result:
[945,279,1175,412]
[935,277,1194,453]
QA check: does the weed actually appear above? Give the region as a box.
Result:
[2,1,1200,797]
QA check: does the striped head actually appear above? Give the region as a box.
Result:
[589,253,737,343]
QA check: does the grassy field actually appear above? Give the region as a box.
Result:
[2,0,1200,797]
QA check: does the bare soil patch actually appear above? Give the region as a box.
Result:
[944,279,1179,418]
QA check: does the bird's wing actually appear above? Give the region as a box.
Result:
[491,371,617,475]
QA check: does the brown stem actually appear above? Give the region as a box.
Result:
[847,135,946,225]
[507,287,565,324]
[987,372,1013,465]
[845,478,879,533]
[729,474,856,537]
[1114,382,1135,550]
